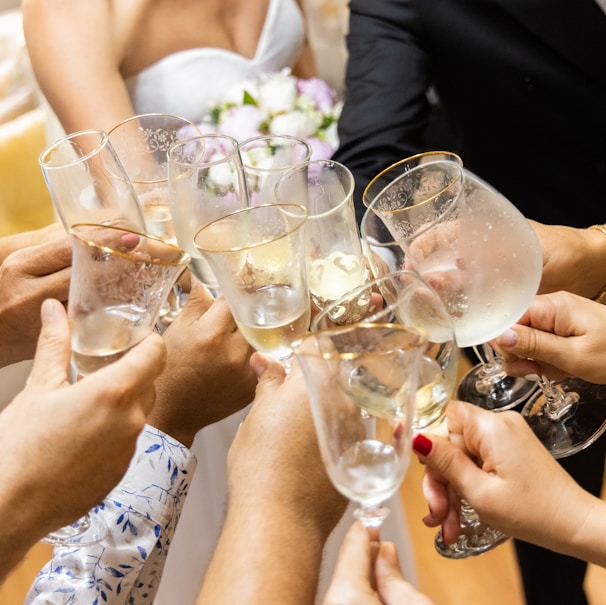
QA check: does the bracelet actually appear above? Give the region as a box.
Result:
[588,224,606,304]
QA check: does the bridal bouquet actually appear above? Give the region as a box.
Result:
[198,68,342,160]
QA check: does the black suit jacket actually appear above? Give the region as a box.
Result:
[334,0,606,227]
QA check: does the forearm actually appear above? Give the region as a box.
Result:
[197,505,327,605]
[26,426,196,604]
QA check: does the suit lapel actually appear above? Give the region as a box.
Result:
[491,0,606,87]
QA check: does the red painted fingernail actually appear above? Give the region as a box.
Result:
[413,433,433,456]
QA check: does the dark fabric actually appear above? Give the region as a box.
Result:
[333,0,606,228]
[333,2,606,603]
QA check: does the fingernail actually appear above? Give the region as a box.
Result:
[41,298,62,323]
[413,433,433,456]
[525,374,541,382]
[496,329,517,347]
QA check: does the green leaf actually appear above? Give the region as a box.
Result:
[242,91,257,106]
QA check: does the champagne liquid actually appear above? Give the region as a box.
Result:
[235,284,311,360]
[71,305,149,376]
[332,439,405,507]
[142,199,177,243]
[308,252,370,322]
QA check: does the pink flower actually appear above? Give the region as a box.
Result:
[306,137,335,161]
[218,105,264,141]
[297,77,337,112]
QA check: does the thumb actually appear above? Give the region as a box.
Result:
[250,351,287,389]
[27,299,72,389]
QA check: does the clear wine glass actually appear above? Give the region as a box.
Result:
[361,153,543,558]
[311,270,458,433]
[293,323,427,528]
[107,113,201,325]
[44,223,189,545]
[167,133,249,298]
[274,158,369,318]
[521,375,606,459]
[193,203,310,370]
[39,129,147,232]
[239,134,311,206]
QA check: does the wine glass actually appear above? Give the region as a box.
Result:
[238,134,311,205]
[293,323,427,528]
[362,151,539,411]
[167,133,249,298]
[193,203,310,370]
[43,223,189,546]
[521,376,606,459]
[274,159,369,319]
[39,129,146,232]
[311,270,458,433]
[107,113,201,324]
[361,154,543,558]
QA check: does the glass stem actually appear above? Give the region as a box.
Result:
[537,375,580,420]
[472,343,507,395]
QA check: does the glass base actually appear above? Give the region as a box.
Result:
[522,377,606,459]
[42,514,106,547]
[434,525,509,559]
[457,364,538,411]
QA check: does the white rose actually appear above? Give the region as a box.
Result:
[257,72,297,115]
[269,111,321,139]
[224,78,260,106]
[322,121,340,150]
[208,153,237,191]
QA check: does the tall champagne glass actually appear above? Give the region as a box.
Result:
[312,270,458,433]
[294,323,427,528]
[361,154,543,558]
[43,223,189,546]
[39,129,146,232]
[274,159,369,319]
[239,134,311,205]
[107,113,201,323]
[168,134,248,297]
[194,203,310,370]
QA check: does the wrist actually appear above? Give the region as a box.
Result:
[587,225,606,303]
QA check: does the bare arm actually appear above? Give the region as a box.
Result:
[22,0,136,132]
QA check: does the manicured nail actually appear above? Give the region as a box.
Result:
[496,329,518,347]
[41,298,62,323]
[413,433,433,456]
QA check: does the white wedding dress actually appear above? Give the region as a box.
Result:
[22,1,415,603]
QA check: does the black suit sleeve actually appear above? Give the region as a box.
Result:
[333,0,432,222]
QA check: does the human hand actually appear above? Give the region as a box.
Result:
[0,232,71,367]
[227,353,347,536]
[491,291,606,383]
[149,282,257,447]
[530,220,606,297]
[413,400,593,551]
[324,521,434,605]
[0,298,166,543]
[0,222,65,264]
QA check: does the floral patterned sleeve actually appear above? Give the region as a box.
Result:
[26,425,197,605]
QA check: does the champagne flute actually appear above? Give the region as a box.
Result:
[167,133,248,298]
[39,129,146,232]
[361,154,543,558]
[239,134,311,205]
[274,159,369,320]
[194,203,310,370]
[293,323,427,528]
[107,113,201,324]
[44,223,189,545]
[312,270,458,433]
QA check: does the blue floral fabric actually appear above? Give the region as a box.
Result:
[26,426,196,604]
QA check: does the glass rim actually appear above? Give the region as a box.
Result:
[293,322,428,361]
[238,134,312,171]
[167,133,241,169]
[193,202,308,254]
[70,222,190,267]
[362,151,464,210]
[39,129,109,170]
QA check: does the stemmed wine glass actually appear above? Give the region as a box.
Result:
[361,153,543,558]
[107,113,201,324]
[167,133,248,298]
[45,223,189,545]
[311,270,458,433]
[194,203,310,370]
[274,159,369,320]
[362,151,539,411]
[293,323,427,528]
